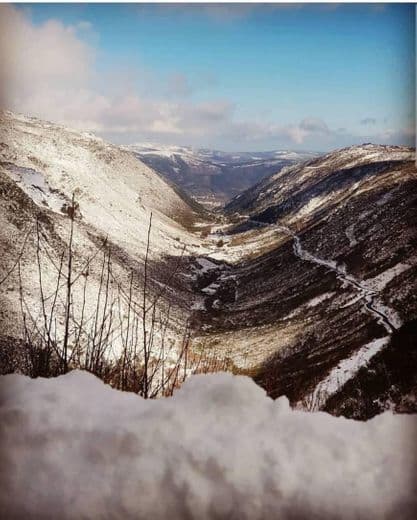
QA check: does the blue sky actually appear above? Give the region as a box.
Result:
[3,3,415,151]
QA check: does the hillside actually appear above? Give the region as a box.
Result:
[191,144,417,416]
[0,111,213,381]
[0,112,416,416]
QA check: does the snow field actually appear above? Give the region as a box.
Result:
[0,370,416,519]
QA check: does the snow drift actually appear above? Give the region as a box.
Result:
[0,371,416,519]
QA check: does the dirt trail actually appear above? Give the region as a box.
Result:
[271,223,398,410]
[273,224,396,333]
[195,220,398,334]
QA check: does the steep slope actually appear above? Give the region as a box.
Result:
[0,112,203,247]
[0,111,208,365]
[225,144,411,219]
[129,143,318,207]
[192,144,417,416]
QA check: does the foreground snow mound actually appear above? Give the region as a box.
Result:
[0,372,416,519]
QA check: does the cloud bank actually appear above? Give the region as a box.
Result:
[0,5,413,151]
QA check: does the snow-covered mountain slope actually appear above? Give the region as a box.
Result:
[128,143,318,207]
[190,144,417,417]
[1,111,416,417]
[225,143,413,219]
[0,111,209,358]
[0,112,203,249]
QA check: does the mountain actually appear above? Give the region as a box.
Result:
[190,144,417,417]
[1,111,416,418]
[127,143,318,208]
[0,111,210,366]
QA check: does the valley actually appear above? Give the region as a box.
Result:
[188,144,417,417]
[129,143,319,208]
[1,4,416,516]
[0,111,416,418]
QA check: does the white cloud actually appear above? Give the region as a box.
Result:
[0,6,235,145]
[300,117,330,134]
[284,125,309,144]
[0,6,93,105]
[0,5,413,151]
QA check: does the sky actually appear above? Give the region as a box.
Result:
[0,3,414,151]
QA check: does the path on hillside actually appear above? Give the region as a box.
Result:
[235,219,401,410]
[269,222,399,410]
[273,224,396,333]
[191,218,401,409]
[194,220,398,334]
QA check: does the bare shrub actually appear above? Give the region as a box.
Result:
[2,195,229,397]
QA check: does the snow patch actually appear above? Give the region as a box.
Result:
[345,223,358,247]
[5,164,67,213]
[195,257,218,274]
[302,337,390,411]
[366,263,413,292]
[0,370,416,519]
[297,193,327,218]
[201,282,220,295]
[306,291,335,308]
